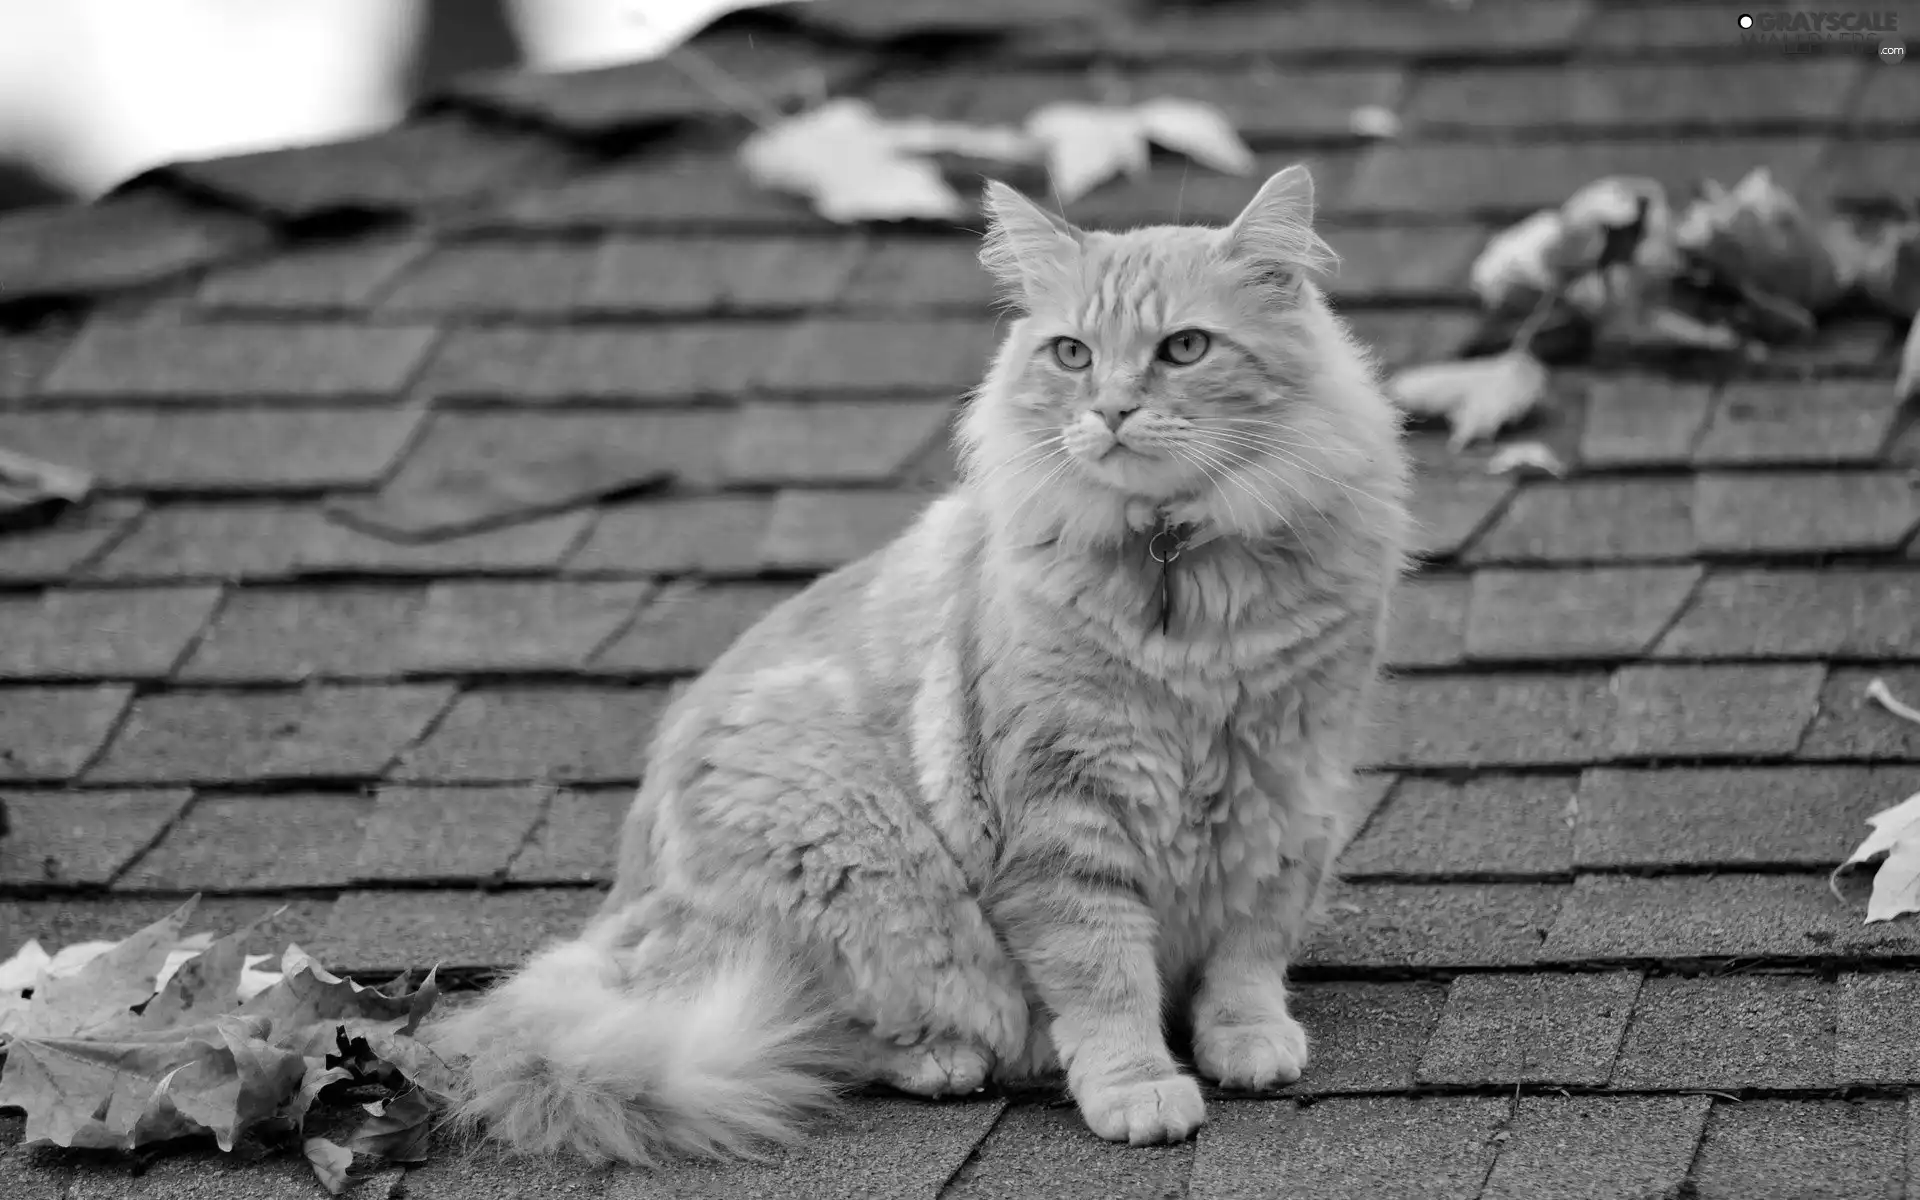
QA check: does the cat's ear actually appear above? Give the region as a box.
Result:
[979,180,1080,304]
[1221,164,1336,306]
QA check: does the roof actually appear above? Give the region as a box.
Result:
[3,0,1920,1194]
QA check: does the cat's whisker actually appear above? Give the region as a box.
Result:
[1185,431,1395,514]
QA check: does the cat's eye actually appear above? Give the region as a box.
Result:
[1052,337,1092,371]
[1158,330,1211,366]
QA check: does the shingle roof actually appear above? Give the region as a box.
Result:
[4,0,1920,1194]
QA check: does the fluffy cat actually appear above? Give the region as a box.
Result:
[433,163,1410,1163]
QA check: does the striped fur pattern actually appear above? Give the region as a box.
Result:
[434,164,1412,1160]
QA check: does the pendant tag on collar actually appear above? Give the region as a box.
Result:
[1148,509,1193,635]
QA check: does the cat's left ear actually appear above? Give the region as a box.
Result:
[1221,164,1337,305]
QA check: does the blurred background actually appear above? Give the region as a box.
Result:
[0,0,779,211]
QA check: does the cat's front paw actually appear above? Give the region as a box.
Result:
[1193,1013,1309,1090]
[1074,1072,1206,1145]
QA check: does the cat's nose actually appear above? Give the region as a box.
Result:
[1093,401,1140,432]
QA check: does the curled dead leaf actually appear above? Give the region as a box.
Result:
[1867,676,1920,726]
[304,1137,355,1196]
[1387,350,1549,450]
[1673,167,1843,315]
[1485,442,1566,477]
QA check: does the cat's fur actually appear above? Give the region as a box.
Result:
[433,164,1411,1162]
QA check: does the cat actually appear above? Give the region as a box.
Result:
[432,162,1411,1163]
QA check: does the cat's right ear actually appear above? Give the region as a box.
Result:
[979,181,1080,306]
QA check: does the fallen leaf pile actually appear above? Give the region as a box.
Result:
[0,899,452,1195]
[740,94,1253,222]
[1469,166,1920,362]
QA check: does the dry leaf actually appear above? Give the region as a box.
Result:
[1854,221,1920,315]
[1470,210,1566,313]
[1486,442,1566,477]
[1673,166,1843,314]
[1899,319,1920,401]
[1387,350,1549,450]
[1833,790,1920,923]
[1348,104,1401,140]
[304,1137,355,1196]
[1026,98,1252,204]
[1868,676,1920,725]
[740,98,1033,223]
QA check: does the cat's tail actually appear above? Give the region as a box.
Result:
[430,899,849,1166]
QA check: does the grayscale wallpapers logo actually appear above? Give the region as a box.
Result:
[1736,10,1905,58]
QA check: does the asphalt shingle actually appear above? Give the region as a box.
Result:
[310,887,604,973]
[720,400,951,487]
[0,408,423,491]
[507,786,631,884]
[402,580,652,673]
[565,494,774,576]
[1606,663,1826,758]
[389,685,671,784]
[1574,765,1913,870]
[759,489,931,571]
[1419,971,1640,1087]
[0,499,143,583]
[590,580,802,675]
[1302,883,1566,969]
[1190,1097,1505,1200]
[1466,478,1696,564]
[1381,576,1468,668]
[37,320,436,402]
[1836,971,1920,1087]
[1693,471,1920,556]
[0,789,192,887]
[1288,982,1448,1094]
[1479,1095,1712,1200]
[1687,1100,1907,1200]
[1576,376,1713,467]
[0,684,133,781]
[1340,775,1575,878]
[942,1102,1187,1200]
[1463,566,1700,661]
[1653,569,1920,658]
[350,784,549,883]
[0,586,223,679]
[1376,674,1613,768]
[1610,974,1833,1090]
[1543,873,1920,963]
[175,585,427,681]
[1692,379,1904,466]
[114,792,374,891]
[622,1095,1003,1200]
[1798,666,1920,760]
[86,684,454,784]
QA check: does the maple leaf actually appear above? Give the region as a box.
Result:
[740,97,1035,223]
[1833,790,1920,923]
[1025,98,1253,204]
[1386,350,1549,450]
